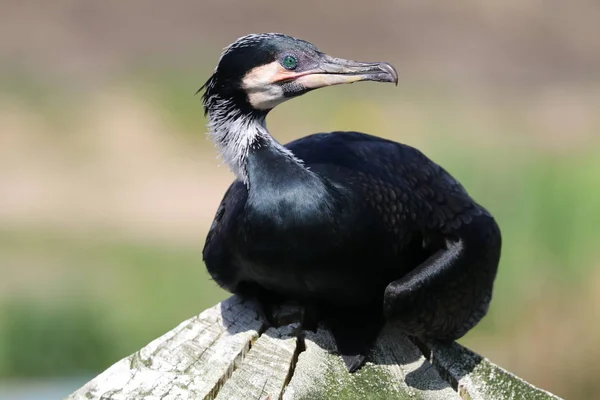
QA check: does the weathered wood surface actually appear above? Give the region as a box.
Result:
[67,296,561,400]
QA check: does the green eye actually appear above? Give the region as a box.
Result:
[282,55,297,70]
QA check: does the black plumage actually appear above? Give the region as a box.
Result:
[201,33,501,372]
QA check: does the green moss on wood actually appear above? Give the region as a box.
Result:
[294,357,420,400]
[467,360,558,400]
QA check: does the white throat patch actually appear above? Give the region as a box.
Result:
[206,98,304,185]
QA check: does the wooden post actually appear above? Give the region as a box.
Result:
[67,296,561,399]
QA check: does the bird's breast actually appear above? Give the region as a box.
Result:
[232,206,407,307]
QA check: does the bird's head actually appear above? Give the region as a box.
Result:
[200,33,398,116]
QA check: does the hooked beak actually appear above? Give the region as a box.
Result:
[276,55,398,89]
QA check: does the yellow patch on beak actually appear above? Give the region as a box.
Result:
[293,73,364,89]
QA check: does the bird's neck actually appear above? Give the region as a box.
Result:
[207,101,306,186]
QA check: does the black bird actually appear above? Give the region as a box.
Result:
[201,33,501,372]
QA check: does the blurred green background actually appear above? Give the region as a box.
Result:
[1,1,599,399]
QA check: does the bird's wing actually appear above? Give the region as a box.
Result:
[285,131,489,237]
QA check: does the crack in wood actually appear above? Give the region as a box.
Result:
[203,299,268,400]
[203,329,259,400]
[419,341,461,393]
[279,333,306,400]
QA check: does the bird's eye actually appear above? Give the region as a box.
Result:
[281,55,298,70]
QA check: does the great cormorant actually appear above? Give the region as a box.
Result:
[200,33,501,372]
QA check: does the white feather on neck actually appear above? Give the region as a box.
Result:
[206,98,304,185]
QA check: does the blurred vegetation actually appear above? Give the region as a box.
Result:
[1,69,599,400]
[0,225,227,376]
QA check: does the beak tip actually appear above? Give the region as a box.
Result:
[379,62,399,86]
